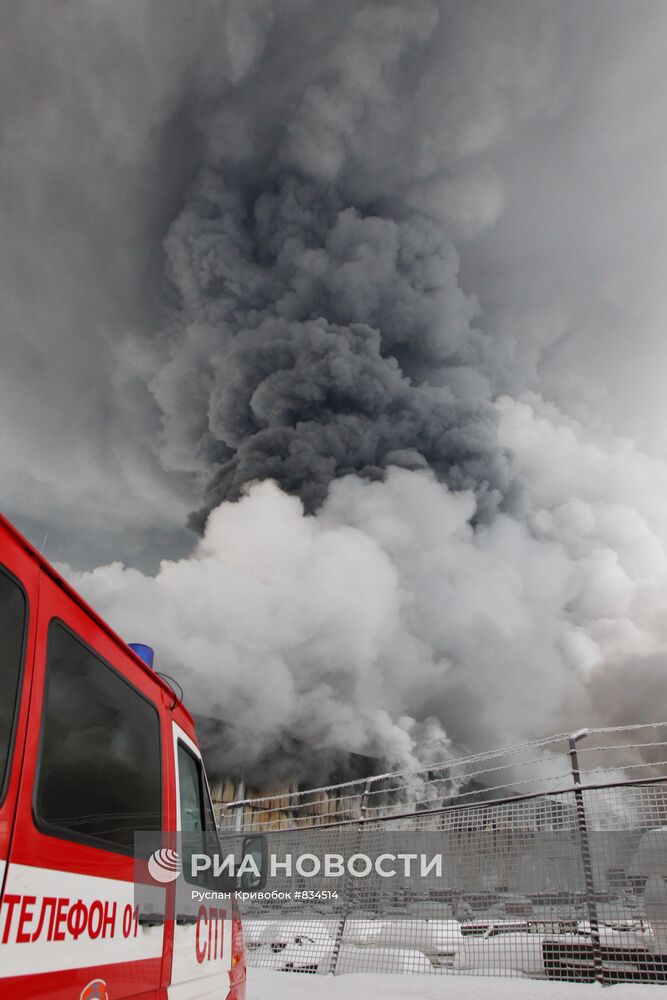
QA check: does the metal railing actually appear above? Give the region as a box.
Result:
[216,723,667,833]
[217,724,667,982]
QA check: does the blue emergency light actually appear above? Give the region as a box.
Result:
[128,642,155,668]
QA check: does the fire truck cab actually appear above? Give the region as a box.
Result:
[0,514,245,999]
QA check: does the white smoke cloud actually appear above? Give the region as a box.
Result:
[62,387,667,771]
[61,434,663,774]
[498,394,667,679]
[65,472,454,772]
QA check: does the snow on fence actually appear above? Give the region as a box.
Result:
[216,724,667,984]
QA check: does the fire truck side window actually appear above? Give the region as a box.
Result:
[178,742,205,832]
[34,622,162,852]
[0,567,26,801]
[177,742,221,889]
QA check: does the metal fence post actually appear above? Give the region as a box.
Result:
[329,777,373,974]
[568,729,604,985]
[234,779,245,833]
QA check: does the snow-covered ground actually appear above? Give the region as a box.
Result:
[247,969,666,999]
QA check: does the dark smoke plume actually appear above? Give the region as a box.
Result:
[158,171,518,528]
[147,0,546,533]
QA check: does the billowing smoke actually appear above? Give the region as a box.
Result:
[148,1,529,528]
[68,406,667,778]
[5,1,667,778]
[156,173,518,529]
[68,468,570,776]
[100,0,539,771]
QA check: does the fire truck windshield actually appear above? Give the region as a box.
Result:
[0,568,26,800]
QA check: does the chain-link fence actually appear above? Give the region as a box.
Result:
[216,724,667,983]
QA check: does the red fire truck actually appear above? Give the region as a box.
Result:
[0,513,246,998]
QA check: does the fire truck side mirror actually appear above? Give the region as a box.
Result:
[239,834,268,891]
